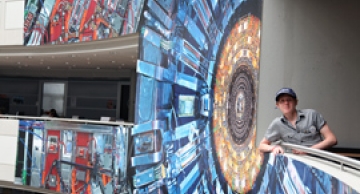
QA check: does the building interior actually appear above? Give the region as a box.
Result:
[0,34,139,121]
[0,0,360,193]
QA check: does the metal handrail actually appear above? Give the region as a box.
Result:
[281,142,360,172]
[0,114,134,126]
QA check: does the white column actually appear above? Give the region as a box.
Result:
[0,119,19,182]
[0,0,24,45]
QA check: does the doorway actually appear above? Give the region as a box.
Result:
[119,84,130,121]
[42,82,66,117]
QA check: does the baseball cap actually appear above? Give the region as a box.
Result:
[275,88,297,101]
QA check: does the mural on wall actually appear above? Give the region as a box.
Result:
[16,120,131,193]
[19,0,360,193]
[24,0,144,45]
[134,0,263,193]
[212,14,261,194]
[252,153,359,194]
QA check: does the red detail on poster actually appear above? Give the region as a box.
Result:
[43,130,61,191]
[74,132,91,192]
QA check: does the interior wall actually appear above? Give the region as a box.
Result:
[257,0,360,148]
[0,79,40,116]
[0,0,24,45]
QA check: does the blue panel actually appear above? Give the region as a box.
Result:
[136,75,155,123]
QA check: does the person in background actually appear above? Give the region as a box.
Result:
[259,88,337,155]
[48,109,59,117]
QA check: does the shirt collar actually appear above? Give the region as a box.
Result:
[280,109,305,122]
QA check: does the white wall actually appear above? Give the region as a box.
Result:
[0,0,24,45]
[257,0,360,148]
[0,119,19,182]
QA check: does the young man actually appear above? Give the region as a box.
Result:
[259,88,337,155]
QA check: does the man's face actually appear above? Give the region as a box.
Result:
[276,94,297,115]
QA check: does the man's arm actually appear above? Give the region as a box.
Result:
[259,138,284,154]
[311,124,337,150]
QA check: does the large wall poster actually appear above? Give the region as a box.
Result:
[252,153,359,194]
[16,120,131,193]
[24,0,144,45]
[134,0,263,193]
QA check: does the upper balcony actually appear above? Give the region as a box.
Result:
[0,33,139,79]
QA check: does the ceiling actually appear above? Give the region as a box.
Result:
[0,33,139,79]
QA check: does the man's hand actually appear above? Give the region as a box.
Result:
[259,138,284,155]
[292,149,306,155]
[270,145,284,155]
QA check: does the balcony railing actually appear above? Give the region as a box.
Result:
[0,114,134,126]
[281,142,360,172]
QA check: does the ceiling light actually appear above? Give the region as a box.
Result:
[47,66,50,69]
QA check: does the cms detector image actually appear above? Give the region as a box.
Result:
[211,6,262,194]
[133,0,263,193]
